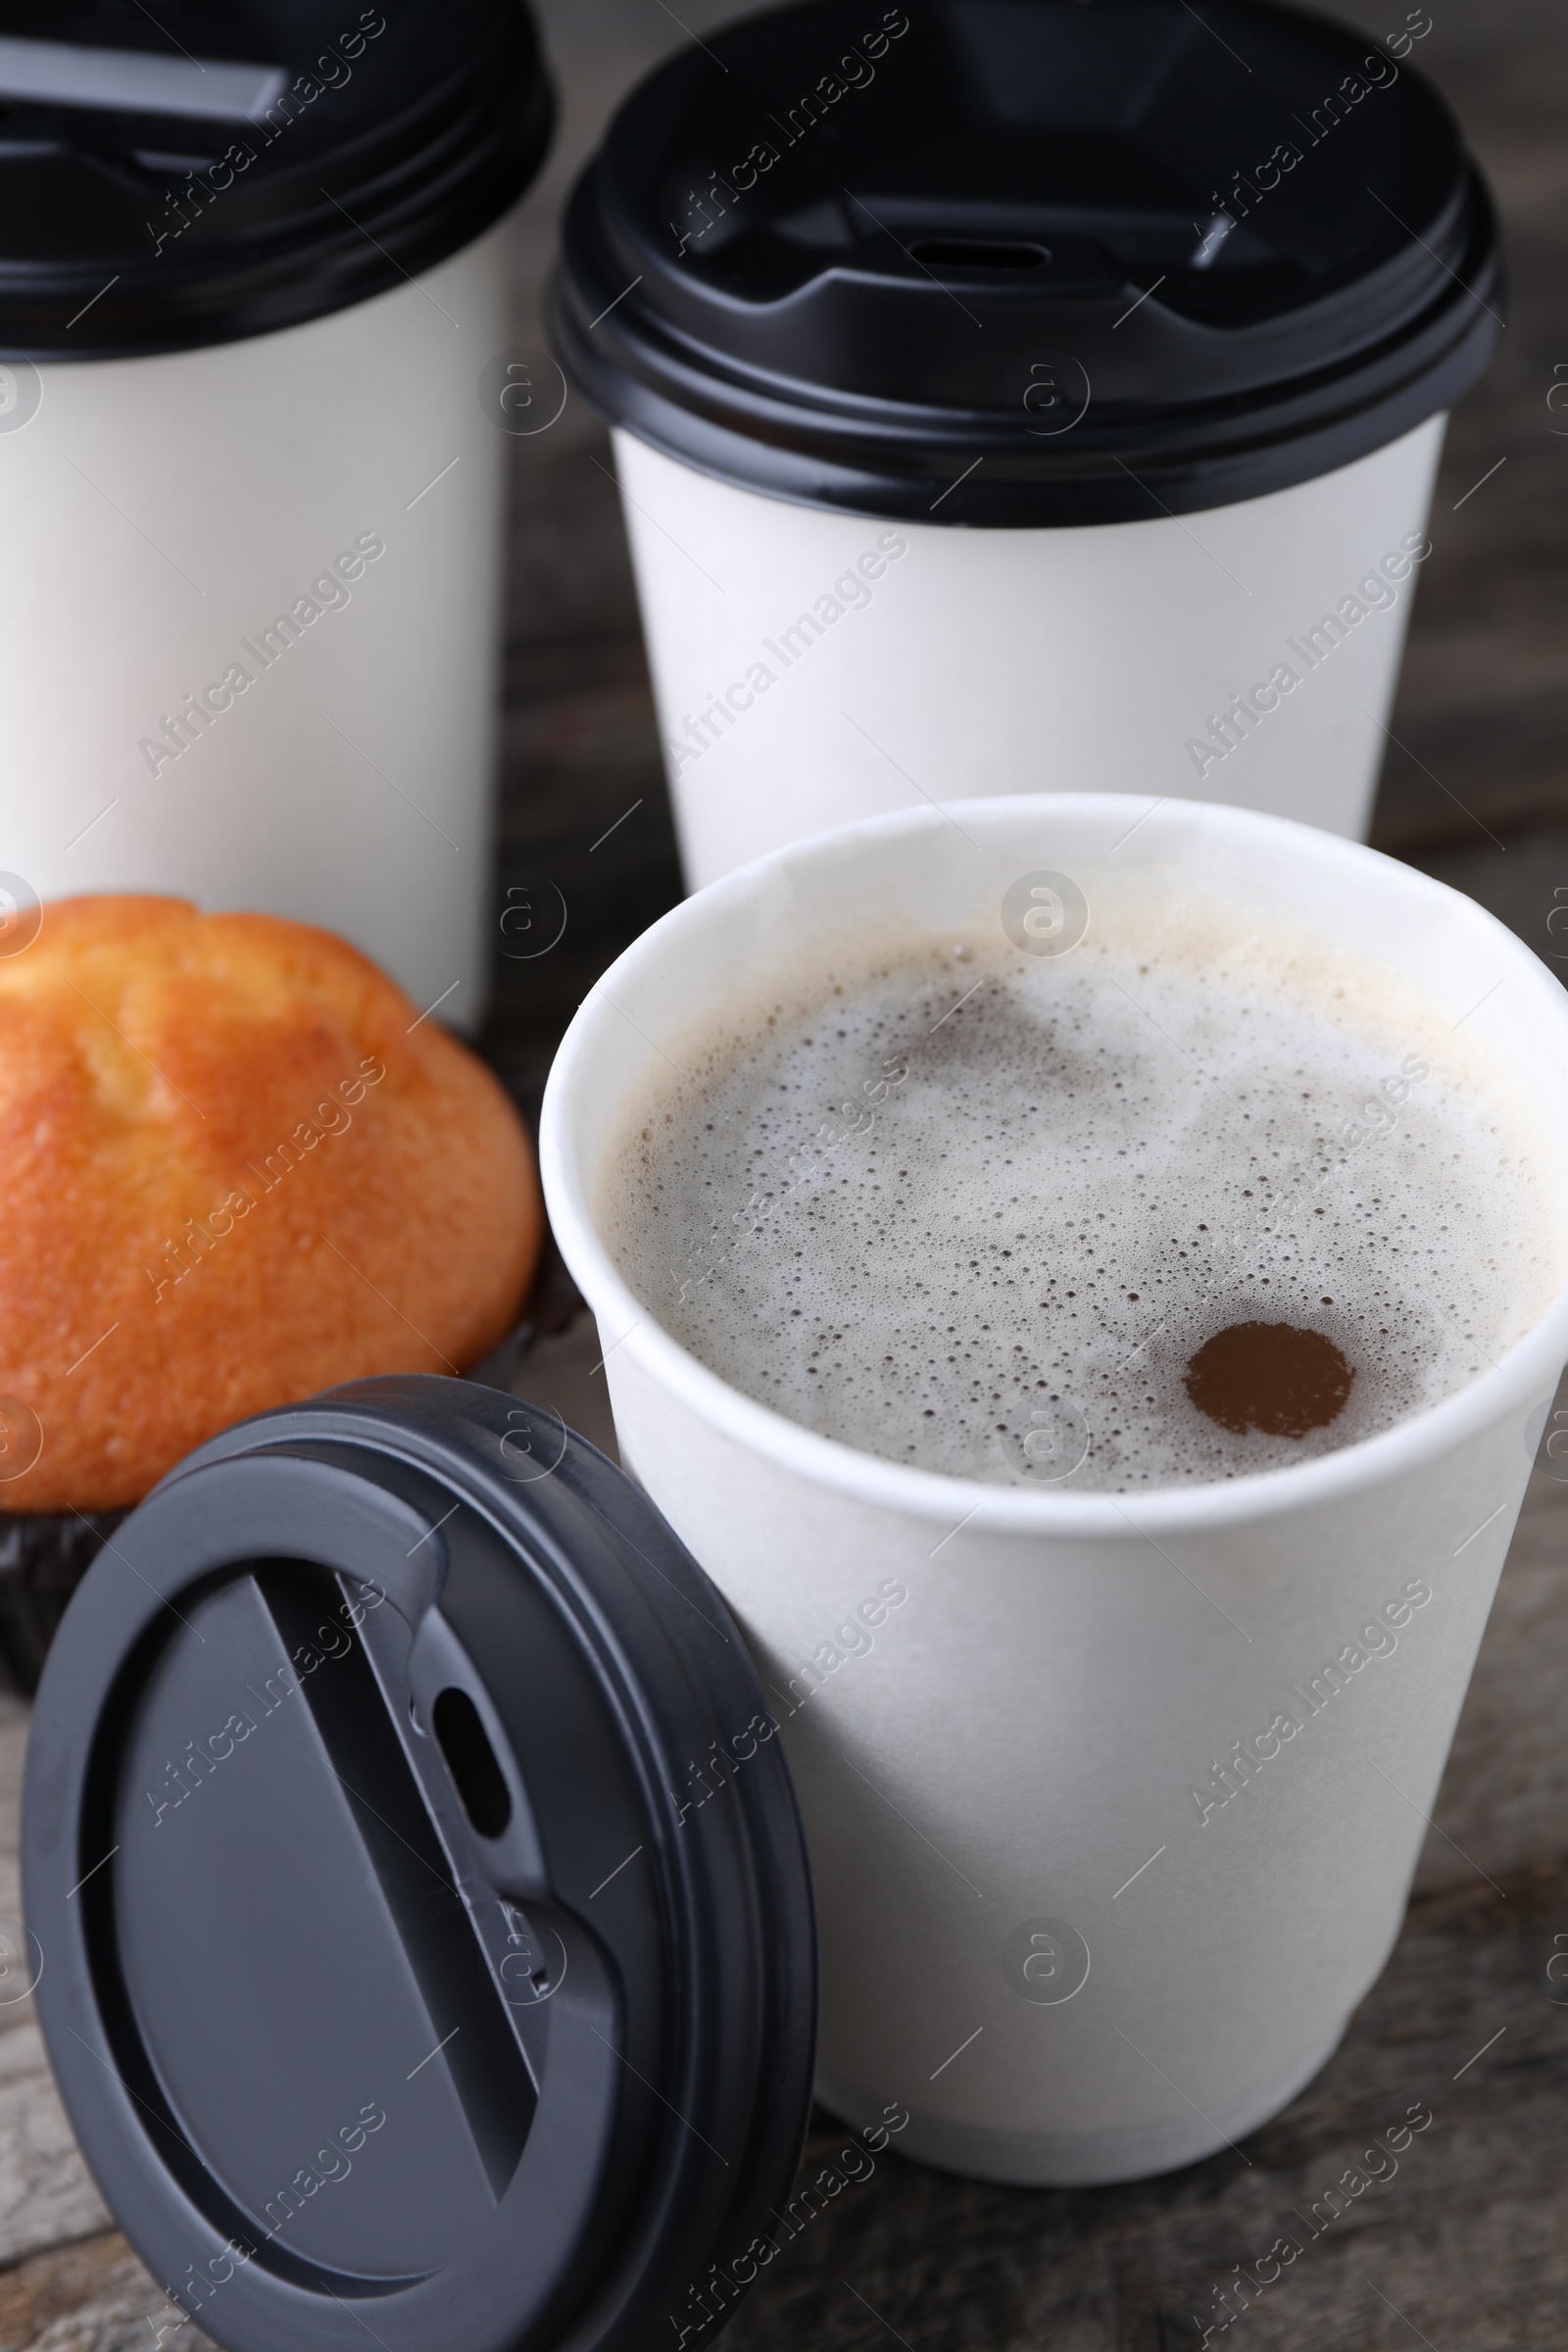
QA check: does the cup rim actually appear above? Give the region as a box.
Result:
[540,793,1568,1539]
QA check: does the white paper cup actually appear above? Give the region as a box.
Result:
[0,2,553,1028]
[555,0,1498,894]
[0,221,514,1028]
[540,794,1568,2186]
[614,417,1446,890]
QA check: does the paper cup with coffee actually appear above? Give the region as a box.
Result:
[552,0,1499,889]
[540,795,1568,2185]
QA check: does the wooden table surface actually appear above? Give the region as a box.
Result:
[4,1,1568,2344]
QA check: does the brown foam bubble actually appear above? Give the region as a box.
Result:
[1184,1323,1353,1439]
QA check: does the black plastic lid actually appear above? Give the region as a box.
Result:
[550,0,1502,525]
[23,1378,815,2352]
[0,1,553,358]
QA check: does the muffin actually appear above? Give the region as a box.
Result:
[0,897,543,1678]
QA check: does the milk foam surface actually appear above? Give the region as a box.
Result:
[603,876,1560,1491]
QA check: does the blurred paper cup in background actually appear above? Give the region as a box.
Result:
[0,1,554,1028]
[552,0,1500,889]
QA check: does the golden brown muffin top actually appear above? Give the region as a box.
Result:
[0,897,542,1511]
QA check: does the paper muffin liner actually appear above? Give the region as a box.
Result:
[0,1510,128,1694]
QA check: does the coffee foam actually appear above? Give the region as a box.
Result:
[600,866,1563,1492]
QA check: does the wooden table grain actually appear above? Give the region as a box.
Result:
[4,1,1567,2343]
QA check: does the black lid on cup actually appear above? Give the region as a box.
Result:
[22,1378,815,2352]
[0,1,553,358]
[550,0,1502,525]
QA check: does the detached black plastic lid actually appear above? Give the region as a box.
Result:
[23,1379,815,2352]
[0,0,553,356]
[551,0,1502,524]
